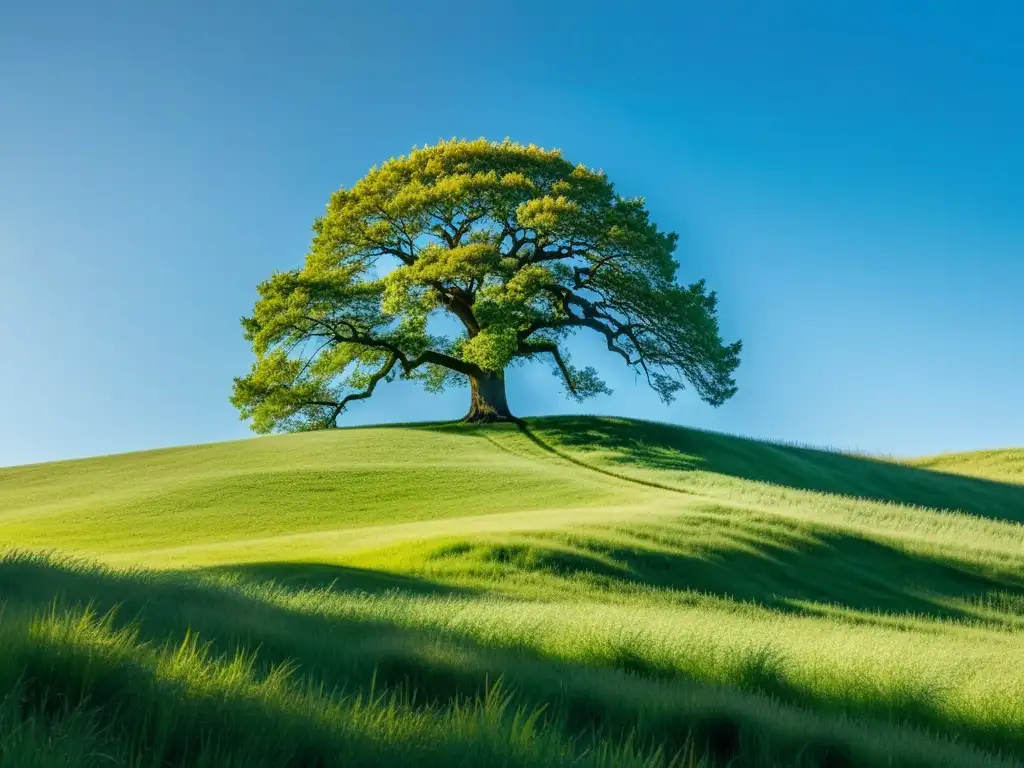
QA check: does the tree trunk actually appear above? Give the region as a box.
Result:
[463,372,518,423]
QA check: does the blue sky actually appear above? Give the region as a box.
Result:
[2,1,1022,466]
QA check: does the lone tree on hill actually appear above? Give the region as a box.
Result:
[232,139,741,430]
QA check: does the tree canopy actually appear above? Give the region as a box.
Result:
[232,139,741,431]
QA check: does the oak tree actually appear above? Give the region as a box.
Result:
[232,139,741,430]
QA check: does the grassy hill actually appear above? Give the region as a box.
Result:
[910,447,1024,484]
[1,417,1023,767]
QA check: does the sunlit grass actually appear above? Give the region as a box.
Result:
[0,416,1022,766]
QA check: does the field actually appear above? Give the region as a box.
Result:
[1,416,1023,766]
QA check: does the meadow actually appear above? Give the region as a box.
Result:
[1,416,1022,766]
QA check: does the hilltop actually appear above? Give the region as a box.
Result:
[0,417,1022,767]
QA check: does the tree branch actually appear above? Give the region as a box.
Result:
[525,242,588,266]
[301,315,485,379]
[293,338,336,380]
[518,339,577,395]
[365,242,416,265]
[517,284,656,388]
[328,354,400,423]
[431,282,481,335]
[572,253,618,285]
[371,206,418,263]
[518,287,636,364]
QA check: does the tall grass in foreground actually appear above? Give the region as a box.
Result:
[1,606,675,767]
[0,552,1017,767]
[0,597,735,768]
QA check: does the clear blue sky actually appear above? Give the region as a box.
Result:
[2,1,1022,466]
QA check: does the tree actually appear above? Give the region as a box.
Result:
[231,139,741,431]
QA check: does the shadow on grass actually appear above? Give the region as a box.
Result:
[513,416,1024,523]
[428,512,1024,624]
[0,552,1017,766]
[592,522,1019,621]
[204,560,478,596]
[0,553,777,765]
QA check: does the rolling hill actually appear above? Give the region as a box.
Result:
[0,417,1022,767]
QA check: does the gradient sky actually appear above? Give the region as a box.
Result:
[2,1,1022,466]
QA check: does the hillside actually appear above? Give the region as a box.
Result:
[911,447,1024,484]
[1,417,1023,767]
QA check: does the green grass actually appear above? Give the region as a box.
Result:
[0,417,1022,766]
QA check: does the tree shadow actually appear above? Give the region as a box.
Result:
[571,519,1023,622]
[522,416,1024,523]
[429,514,1024,624]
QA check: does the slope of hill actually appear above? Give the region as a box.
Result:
[1,417,1023,767]
[910,447,1024,484]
